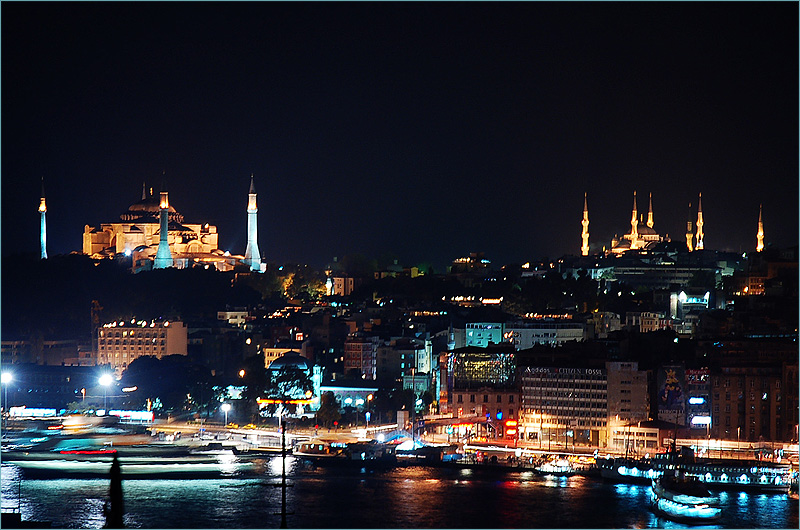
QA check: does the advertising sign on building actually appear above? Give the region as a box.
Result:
[657,364,686,425]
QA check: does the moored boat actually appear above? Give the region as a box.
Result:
[598,449,792,493]
[650,470,722,524]
[535,457,575,476]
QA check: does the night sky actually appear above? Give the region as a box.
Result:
[3,2,797,269]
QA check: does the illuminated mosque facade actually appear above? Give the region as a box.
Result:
[580,191,727,256]
[82,178,265,272]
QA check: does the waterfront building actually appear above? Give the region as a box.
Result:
[711,367,782,443]
[686,368,712,432]
[440,344,515,417]
[606,361,649,425]
[96,320,188,376]
[450,386,519,423]
[700,337,797,442]
[520,366,609,447]
[608,419,673,454]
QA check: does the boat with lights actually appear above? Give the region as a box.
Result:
[534,457,575,476]
[2,436,256,478]
[650,470,722,523]
[598,448,792,493]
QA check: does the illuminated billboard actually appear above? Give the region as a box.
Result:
[657,364,685,425]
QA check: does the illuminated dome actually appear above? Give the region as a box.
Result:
[269,351,312,371]
[120,189,184,223]
[128,196,177,214]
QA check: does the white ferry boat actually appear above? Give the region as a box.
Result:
[650,470,722,523]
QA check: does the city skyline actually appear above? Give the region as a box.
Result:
[3,3,798,268]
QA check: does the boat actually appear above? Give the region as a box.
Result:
[2,437,255,479]
[650,470,722,523]
[535,457,575,476]
[294,440,397,467]
[293,441,343,461]
[598,447,792,493]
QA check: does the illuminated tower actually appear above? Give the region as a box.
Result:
[39,177,48,259]
[685,202,694,252]
[630,191,639,249]
[695,192,704,250]
[447,322,456,351]
[646,192,654,229]
[153,183,173,269]
[756,204,764,252]
[243,174,262,272]
[580,192,590,256]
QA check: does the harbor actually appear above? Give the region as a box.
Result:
[2,418,798,528]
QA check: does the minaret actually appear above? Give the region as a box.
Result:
[756,204,764,252]
[630,191,639,248]
[685,202,694,252]
[695,192,704,250]
[39,177,48,259]
[447,322,456,351]
[153,182,173,269]
[243,174,262,272]
[646,192,654,229]
[580,192,590,256]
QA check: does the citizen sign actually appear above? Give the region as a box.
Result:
[527,367,602,376]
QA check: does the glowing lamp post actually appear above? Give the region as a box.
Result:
[2,372,12,422]
[366,393,373,433]
[99,373,113,414]
[737,427,741,460]
[221,403,231,426]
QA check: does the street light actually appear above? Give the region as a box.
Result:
[221,403,231,425]
[2,372,12,422]
[366,393,373,433]
[99,373,113,414]
[737,426,741,459]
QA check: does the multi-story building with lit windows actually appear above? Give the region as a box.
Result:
[503,320,586,348]
[465,323,504,347]
[606,361,649,424]
[520,366,608,448]
[343,332,379,380]
[96,320,188,376]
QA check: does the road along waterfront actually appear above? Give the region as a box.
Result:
[2,456,797,529]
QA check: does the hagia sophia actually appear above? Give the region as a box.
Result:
[36,178,767,269]
[78,176,265,273]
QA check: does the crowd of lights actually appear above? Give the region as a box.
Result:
[102,319,169,328]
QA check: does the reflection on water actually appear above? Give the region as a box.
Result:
[2,459,797,529]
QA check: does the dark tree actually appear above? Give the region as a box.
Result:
[314,391,341,428]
